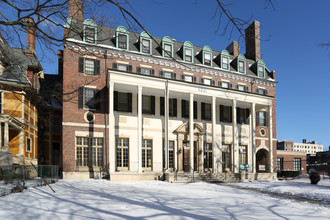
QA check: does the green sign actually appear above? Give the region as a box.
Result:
[240,164,249,171]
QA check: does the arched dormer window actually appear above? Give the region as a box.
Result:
[202,46,212,66]
[237,54,246,74]
[162,36,173,58]
[83,19,97,44]
[116,26,129,50]
[183,41,194,63]
[220,50,230,70]
[257,59,266,78]
[139,31,152,54]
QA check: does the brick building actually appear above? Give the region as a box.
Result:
[62,0,277,181]
[277,139,323,154]
[276,150,307,174]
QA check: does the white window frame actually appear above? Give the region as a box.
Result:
[26,137,32,153]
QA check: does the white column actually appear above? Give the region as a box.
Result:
[189,93,194,173]
[4,123,9,150]
[212,96,216,173]
[251,103,256,173]
[269,104,273,173]
[164,82,169,171]
[138,85,143,173]
[19,130,24,155]
[0,123,2,149]
[232,99,238,173]
[108,81,115,173]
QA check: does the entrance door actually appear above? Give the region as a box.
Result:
[183,142,190,172]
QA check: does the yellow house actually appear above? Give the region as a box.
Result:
[0,29,43,165]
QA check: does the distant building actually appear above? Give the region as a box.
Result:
[277,139,323,154]
[307,146,330,175]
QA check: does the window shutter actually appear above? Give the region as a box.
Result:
[78,87,84,109]
[160,97,164,116]
[95,60,100,75]
[229,83,232,89]
[173,98,177,117]
[212,80,215,86]
[220,105,224,122]
[160,71,164,77]
[95,89,101,109]
[200,78,204,84]
[137,67,141,73]
[151,96,155,115]
[173,73,176,79]
[181,75,185,81]
[181,100,186,118]
[193,76,196,83]
[237,107,240,124]
[236,85,238,90]
[194,101,197,119]
[229,106,232,123]
[128,65,132,72]
[78,57,84,73]
[265,90,268,95]
[256,88,259,93]
[245,86,249,92]
[114,91,118,111]
[265,112,268,126]
[127,93,132,112]
[151,69,155,76]
[201,102,205,120]
[218,81,221,87]
[112,63,117,70]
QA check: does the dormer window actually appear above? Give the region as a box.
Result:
[183,41,194,63]
[257,59,266,78]
[116,26,129,50]
[181,74,196,83]
[237,54,246,74]
[202,46,213,66]
[201,78,215,86]
[83,19,97,44]
[220,50,230,70]
[140,31,152,54]
[162,36,173,58]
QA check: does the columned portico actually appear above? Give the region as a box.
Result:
[251,102,256,173]
[189,93,194,173]
[137,85,142,173]
[212,96,216,173]
[232,99,238,173]
[268,104,273,172]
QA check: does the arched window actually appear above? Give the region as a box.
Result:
[83,19,97,44]
[162,36,173,58]
[183,41,194,63]
[116,26,129,50]
[237,54,246,74]
[140,31,152,54]
[257,59,266,78]
[220,50,230,70]
[202,46,212,66]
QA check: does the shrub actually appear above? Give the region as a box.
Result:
[309,171,320,185]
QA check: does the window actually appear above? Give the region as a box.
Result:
[116,138,129,170]
[204,53,212,66]
[222,57,229,70]
[163,141,174,169]
[140,31,152,54]
[76,137,103,167]
[237,108,250,124]
[142,139,152,170]
[204,143,213,170]
[256,88,268,95]
[0,92,2,113]
[183,41,194,63]
[218,81,232,89]
[78,87,100,110]
[162,36,173,58]
[237,84,248,92]
[142,95,155,115]
[83,19,97,44]
[220,105,232,123]
[112,63,132,72]
[78,58,100,75]
[114,91,132,112]
[257,111,267,126]
[181,75,196,83]
[200,78,215,86]
[276,157,283,171]
[239,146,247,165]
[116,26,129,50]
[142,39,150,54]
[220,50,230,70]
[236,54,246,74]
[294,158,301,171]
[201,102,211,120]
[181,100,197,119]
[164,44,172,58]
[160,98,177,117]
[222,145,231,171]
[202,45,213,66]
[26,138,31,152]
[159,71,176,79]
[258,66,265,78]
[238,61,245,73]
[137,67,155,76]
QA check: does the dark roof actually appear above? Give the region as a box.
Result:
[0,36,41,85]
[66,20,272,79]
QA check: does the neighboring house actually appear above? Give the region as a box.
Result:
[276,150,307,174]
[62,0,277,181]
[0,19,43,165]
[277,139,323,154]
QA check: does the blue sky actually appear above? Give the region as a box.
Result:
[42,0,330,150]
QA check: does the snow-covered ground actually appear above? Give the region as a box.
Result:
[0,179,329,219]
[231,176,330,202]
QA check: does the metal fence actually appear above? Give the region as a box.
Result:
[0,165,59,183]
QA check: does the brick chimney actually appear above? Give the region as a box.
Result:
[58,50,63,80]
[26,18,35,53]
[226,41,240,57]
[245,21,261,61]
[303,139,307,143]
[69,0,84,21]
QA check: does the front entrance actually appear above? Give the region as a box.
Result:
[182,141,198,172]
[256,149,269,173]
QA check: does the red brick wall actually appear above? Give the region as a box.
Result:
[277,152,307,174]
